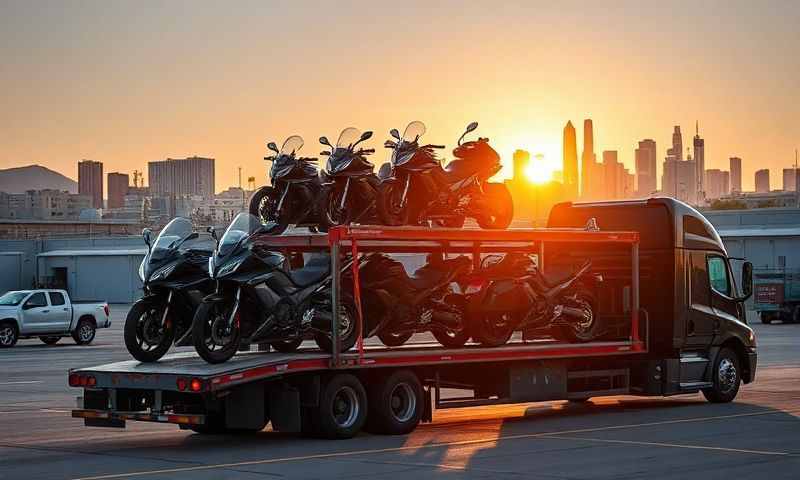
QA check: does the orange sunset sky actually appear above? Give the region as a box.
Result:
[1,0,798,193]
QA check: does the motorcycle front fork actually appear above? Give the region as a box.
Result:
[276,184,291,212]
[160,290,173,327]
[226,287,241,332]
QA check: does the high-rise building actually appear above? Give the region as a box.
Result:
[667,126,682,162]
[706,169,730,200]
[754,169,770,193]
[148,156,215,199]
[580,119,596,198]
[661,126,697,203]
[512,149,530,182]
[107,172,129,209]
[78,160,103,208]
[562,121,578,199]
[730,157,742,193]
[782,168,797,191]
[635,139,657,195]
[693,122,705,201]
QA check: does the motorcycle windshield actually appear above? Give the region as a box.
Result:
[336,127,361,149]
[280,135,304,155]
[150,217,193,262]
[401,121,426,142]
[218,213,260,257]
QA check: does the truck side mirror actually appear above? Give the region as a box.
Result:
[741,261,753,300]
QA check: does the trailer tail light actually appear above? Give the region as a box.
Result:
[190,378,203,392]
[69,374,96,387]
[176,378,188,391]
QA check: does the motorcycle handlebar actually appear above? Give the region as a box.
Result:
[428,144,446,149]
[360,148,375,154]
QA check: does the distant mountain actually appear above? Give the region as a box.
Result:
[0,165,78,194]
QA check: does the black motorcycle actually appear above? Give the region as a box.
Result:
[355,252,473,348]
[249,135,321,234]
[465,253,603,347]
[377,121,513,229]
[317,128,381,229]
[125,218,213,362]
[191,213,358,364]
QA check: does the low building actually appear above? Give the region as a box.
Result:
[0,219,141,239]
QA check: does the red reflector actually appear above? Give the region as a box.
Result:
[86,376,96,387]
[68,374,80,387]
[79,375,88,386]
[190,378,203,392]
[176,378,187,391]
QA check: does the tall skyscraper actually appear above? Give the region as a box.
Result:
[706,169,730,200]
[635,139,657,195]
[754,169,770,193]
[730,157,742,193]
[78,159,103,208]
[580,119,596,198]
[562,121,578,199]
[667,126,683,162]
[512,149,530,182]
[107,172,129,209]
[783,168,797,191]
[148,156,216,199]
[693,122,705,201]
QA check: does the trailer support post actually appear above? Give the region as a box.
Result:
[631,241,641,348]
[330,233,341,367]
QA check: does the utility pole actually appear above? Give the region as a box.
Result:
[795,148,798,208]
[238,167,244,211]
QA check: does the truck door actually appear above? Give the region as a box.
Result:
[46,291,72,332]
[686,252,716,349]
[20,292,50,334]
[707,255,741,328]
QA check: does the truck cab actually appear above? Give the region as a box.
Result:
[548,197,756,401]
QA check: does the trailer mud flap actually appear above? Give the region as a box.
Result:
[269,387,302,433]
[225,383,266,430]
[509,362,567,402]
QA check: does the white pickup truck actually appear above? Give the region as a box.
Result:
[0,289,110,348]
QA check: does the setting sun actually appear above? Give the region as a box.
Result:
[524,154,558,184]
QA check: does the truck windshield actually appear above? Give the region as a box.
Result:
[0,291,29,306]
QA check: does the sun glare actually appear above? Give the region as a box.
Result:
[524,158,556,184]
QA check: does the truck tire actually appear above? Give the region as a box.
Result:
[40,336,60,345]
[702,347,741,403]
[72,318,96,345]
[312,374,367,439]
[759,312,772,324]
[0,322,18,348]
[364,370,423,435]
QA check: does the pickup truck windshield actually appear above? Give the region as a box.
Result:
[0,291,29,306]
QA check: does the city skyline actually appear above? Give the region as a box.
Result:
[1,1,798,193]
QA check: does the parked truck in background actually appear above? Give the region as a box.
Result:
[0,289,110,348]
[753,268,800,324]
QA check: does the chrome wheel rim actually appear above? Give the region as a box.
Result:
[78,323,94,342]
[718,358,738,394]
[389,383,416,423]
[332,386,359,428]
[0,326,14,346]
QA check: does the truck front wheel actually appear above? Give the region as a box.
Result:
[365,369,423,435]
[702,348,741,403]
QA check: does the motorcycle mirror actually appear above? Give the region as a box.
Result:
[457,121,479,146]
[142,228,153,249]
[319,136,331,147]
[320,150,331,156]
[360,131,373,141]
[267,142,279,153]
[390,128,401,140]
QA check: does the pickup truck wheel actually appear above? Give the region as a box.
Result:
[364,370,422,435]
[313,374,367,439]
[0,322,18,348]
[40,336,60,345]
[72,318,96,345]
[702,347,741,403]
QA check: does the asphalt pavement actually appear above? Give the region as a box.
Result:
[1,305,798,480]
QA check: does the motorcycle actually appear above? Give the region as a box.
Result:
[125,217,214,362]
[317,128,382,229]
[249,135,322,234]
[355,252,474,348]
[465,253,603,347]
[192,212,358,364]
[377,121,513,229]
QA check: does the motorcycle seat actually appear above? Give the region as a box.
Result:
[287,254,330,287]
[408,256,470,290]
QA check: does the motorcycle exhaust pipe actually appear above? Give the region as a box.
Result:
[309,308,334,331]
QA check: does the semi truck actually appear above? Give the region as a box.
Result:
[69,198,756,439]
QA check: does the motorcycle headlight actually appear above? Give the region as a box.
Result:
[393,150,415,167]
[149,263,177,282]
[271,164,294,180]
[216,257,245,278]
[330,157,353,174]
[138,257,146,282]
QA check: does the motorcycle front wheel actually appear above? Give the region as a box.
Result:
[476,183,513,229]
[124,298,175,362]
[471,312,515,347]
[192,301,242,364]
[249,186,288,235]
[432,329,469,348]
[317,183,354,231]
[314,294,360,353]
[378,331,413,347]
[376,179,411,226]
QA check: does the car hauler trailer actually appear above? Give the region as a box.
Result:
[70,199,757,439]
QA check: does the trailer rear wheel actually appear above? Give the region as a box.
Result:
[313,374,367,439]
[365,370,423,435]
[759,312,772,324]
[702,347,741,403]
